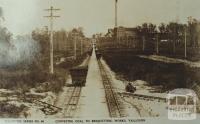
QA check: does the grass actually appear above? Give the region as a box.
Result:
[0,102,26,118]
[102,51,200,91]
[0,52,88,94]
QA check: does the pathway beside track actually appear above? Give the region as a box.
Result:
[75,48,109,118]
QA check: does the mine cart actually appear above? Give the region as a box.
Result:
[70,66,88,86]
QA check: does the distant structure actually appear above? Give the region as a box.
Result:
[98,27,139,49]
[105,29,114,37]
[114,27,138,48]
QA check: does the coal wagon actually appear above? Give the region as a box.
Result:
[70,65,88,86]
[87,48,93,56]
[96,53,101,60]
[95,50,102,60]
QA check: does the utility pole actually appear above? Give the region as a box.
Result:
[73,32,78,60]
[126,35,129,48]
[115,0,118,47]
[81,38,83,55]
[173,26,176,54]
[184,27,187,58]
[156,34,159,54]
[74,35,77,60]
[44,6,60,74]
[188,16,194,47]
[142,36,145,52]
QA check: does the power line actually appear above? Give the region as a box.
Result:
[44,6,60,74]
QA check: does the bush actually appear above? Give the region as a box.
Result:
[0,102,26,118]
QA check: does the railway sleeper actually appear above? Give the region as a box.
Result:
[69,100,79,105]
[99,61,124,118]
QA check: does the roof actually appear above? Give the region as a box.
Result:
[117,26,137,31]
[167,88,197,98]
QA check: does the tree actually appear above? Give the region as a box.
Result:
[71,27,85,38]
[32,28,49,55]
[32,28,50,71]
[0,26,12,44]
[158,23,169,42]
[136,23,157,40]
[168,23,175,53]
[158,23,167,34]
[141,23,148,36]
[148,23,157,34]
[188,18,199,47]
[0,26,12,64]
[136,23,157,51]
[166,22,185,54]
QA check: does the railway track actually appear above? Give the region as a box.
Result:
[63,87,81,118]
[119,92,166,103]
[33,100,62,115]
[98,60,126,118]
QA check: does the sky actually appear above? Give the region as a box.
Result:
[0,0,200,37]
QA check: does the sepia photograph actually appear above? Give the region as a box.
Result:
[0,0,199,123]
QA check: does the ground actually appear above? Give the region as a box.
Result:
[0,49,199,119]
[101,58,167,117]
[75,49,109,118]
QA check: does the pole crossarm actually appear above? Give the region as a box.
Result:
[44,9,60,11]
[44,16,60,18]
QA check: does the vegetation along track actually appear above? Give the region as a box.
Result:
[98,60,126,118]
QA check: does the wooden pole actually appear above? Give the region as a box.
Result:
[44,6,60,74]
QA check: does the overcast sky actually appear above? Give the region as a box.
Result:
[0,0,200,37]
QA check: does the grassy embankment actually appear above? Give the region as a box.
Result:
[101,49,200,91]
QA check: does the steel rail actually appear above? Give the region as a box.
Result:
[98,60,125,117]
[63,87,81,118]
